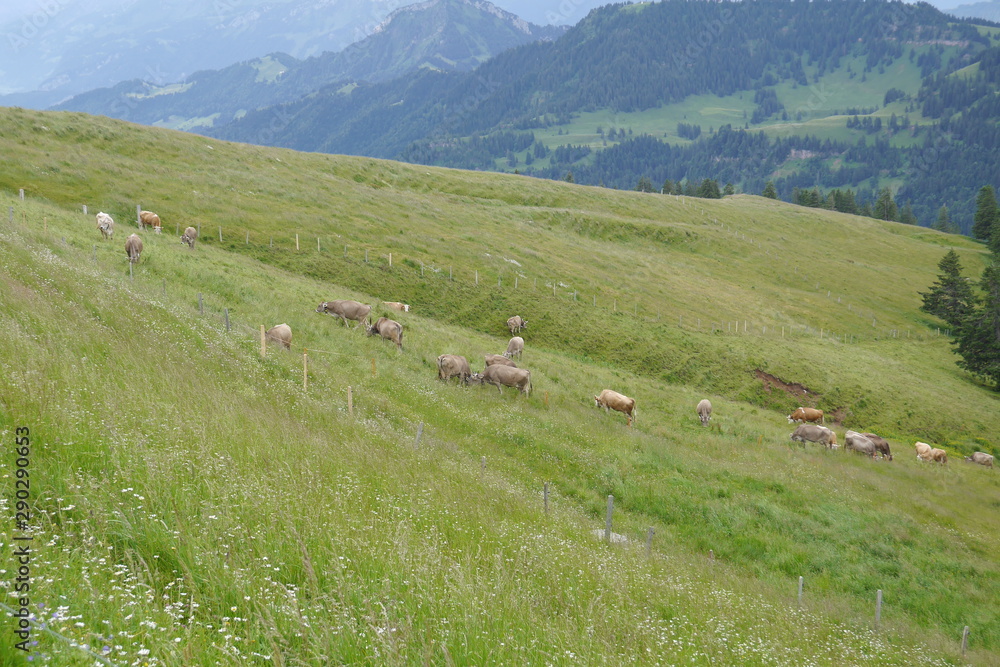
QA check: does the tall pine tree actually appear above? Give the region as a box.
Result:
[919,250,975,328]
[762,181,778,199]
[972,185,999,242]
[953,263,1000,389]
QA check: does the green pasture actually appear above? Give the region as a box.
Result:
[0,107,998,664]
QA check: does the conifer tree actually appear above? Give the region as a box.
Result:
[972,185,999,242]
[933,205,950,232]
[762,181,778,199]
[899,202,917,225]
[919,250,974,328]
[873,187,897,221]
[953,263,1000,389]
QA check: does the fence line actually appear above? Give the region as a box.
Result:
[5,192,951,345]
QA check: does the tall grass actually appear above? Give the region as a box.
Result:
[0,110,998,664]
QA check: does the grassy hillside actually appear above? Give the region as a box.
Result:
[1,108,999,664]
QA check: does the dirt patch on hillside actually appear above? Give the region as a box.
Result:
[755,370,814,400]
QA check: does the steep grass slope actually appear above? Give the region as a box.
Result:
[0,108,998,664]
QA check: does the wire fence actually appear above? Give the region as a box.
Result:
[4,192,952,346]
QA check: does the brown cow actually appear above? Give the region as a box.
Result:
[469,365,532,395]
[316,300,372,328]
[503,336,524,360]
[697,399,712,427]
[181,226,198,249]
[96,212,114,240]
[930,448,948,464]
[594,389,636,426]
[383,301,410,312]
[862,433,892,461]
[366,316,403,350]
[485,353,517,368]
[507,315,527,335]
[790,424,837,449]
[437,354,471,383]
[125,233,143,264]
[915,442,933,461]
[265,323,292,349]
[139,210,162,233]
[788,407,824,424]
[965,452,994,468]
[845,431,877,458]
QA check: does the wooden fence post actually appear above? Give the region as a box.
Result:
[19,188,24,200]
[303,351,308,390]
[875,589,882,630]
[224,308,230,332]
[543,482,549,514]
[295,233,299,250]
[389,252,392,267]
[414,422,423,448]
[260,325,266,357]
[317,237,321,252]
[962,626,970,656]
[475,270,478,285]
[246,230,249,244]
[8,207,12,223]
[83,204,88,215]
[136,204,141,227]
[198,293,204,314]
[605,495,614,542]
[371,357,376,377]
[798,576,804,605]
[646,527,654,556]
[347,385,353,416]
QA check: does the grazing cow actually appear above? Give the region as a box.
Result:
[845,431,877,458]
[503,336,524,360]
[437,354,471,383]
[790,424,837,449]
[697,399,712,427]
[366,316,403,350]
[965,452,994,468]
[316,300,372,328]
[469,365,532,395]
[915,442,933,461]
[787,407,824,424]
[181,226,198,249]
[139,210,162,233]
[507,315,527,335]
[862,433,892,461]
[96,212,114,239]
[265,323,292,349]
[930,448,948,464]
[382,301,410,312]
[594,389,636,426]
[485,353,517,368]
[124,233,143,264]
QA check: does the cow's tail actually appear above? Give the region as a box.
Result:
[526,371,532,397]
[631,403,637,425]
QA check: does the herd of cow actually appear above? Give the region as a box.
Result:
[98,209,995,467]
[785,407,994,468]
[95,210,199,265]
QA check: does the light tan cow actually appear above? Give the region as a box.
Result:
[929,448,948,464]
[316,300,372,329]
[125,233,143,264]
[845,431,877,458]
[503,336,524,360]
[96,212,114,240]
[181,226,198,249]
[266,323,292,349]
[965,452,994,468]
[788,407,824,424]
[697,399,712,426]
[469,365,532,395]
[383,301,410,312]
[366,316,403,351]
[437,354,471,383]
[594,389,636,426]
[139,210,161,233]
[915,442,933,461]
[507,315,527,335]
[485,353,517,368]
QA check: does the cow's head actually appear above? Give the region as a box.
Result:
[466,373,484,385]
[315,302,328,313]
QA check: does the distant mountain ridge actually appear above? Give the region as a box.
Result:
[52,0,564,131]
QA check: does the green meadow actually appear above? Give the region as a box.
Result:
[0,107,998,665]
